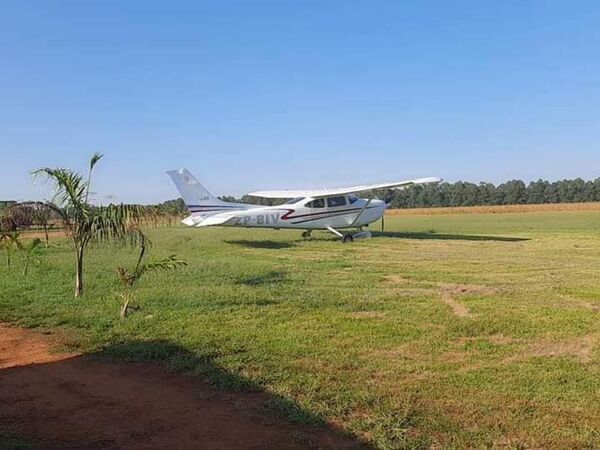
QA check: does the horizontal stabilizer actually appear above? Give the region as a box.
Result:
[194,215,238,227]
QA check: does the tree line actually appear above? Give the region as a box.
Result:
[388,178,600,209]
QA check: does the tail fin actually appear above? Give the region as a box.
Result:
[166,168,228,208]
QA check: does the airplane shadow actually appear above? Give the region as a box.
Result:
[225,239,297,249]
[0,339,368,449]
[372,231,530,242]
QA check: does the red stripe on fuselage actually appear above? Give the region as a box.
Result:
[280,209,296,220]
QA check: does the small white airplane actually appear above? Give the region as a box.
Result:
[167,169,441,243]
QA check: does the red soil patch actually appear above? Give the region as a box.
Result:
[0,323,76,369]
[0,323,361,449]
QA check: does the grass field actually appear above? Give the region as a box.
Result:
[2,210,600,448]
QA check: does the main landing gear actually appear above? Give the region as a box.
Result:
[326,227,372,244]
[342,234,354,244]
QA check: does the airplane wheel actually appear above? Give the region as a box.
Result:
[342,234,354,244]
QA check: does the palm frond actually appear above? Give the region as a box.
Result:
[85,152,104,203]
[90,152,104,171]
[117,255,186,288]
[32,168,88,212]
[83,204,147,246]
[137,255,187,279]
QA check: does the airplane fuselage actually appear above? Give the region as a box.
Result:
[184,196,387,230]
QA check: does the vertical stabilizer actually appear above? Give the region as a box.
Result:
[166,169,252,220]
[166,168,224,207]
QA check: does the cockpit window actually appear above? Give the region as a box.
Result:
[284,197,305,205]
[348,195,358,204]
[327,196,347,208]
[306,198,325,208]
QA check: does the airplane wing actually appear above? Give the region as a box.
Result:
[247,177,442,199]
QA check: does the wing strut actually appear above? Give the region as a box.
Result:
[326,226,343,237]
[350,199,373,227]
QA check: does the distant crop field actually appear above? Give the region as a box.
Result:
[2,210,600,448]
[388,201,600,215]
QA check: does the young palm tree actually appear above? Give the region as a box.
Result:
[34,153,144,297]
[117,233,186,317]
[21,237,42,276]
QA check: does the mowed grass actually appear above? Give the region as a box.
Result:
[2,211,600,448]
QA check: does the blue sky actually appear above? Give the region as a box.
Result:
[1,1,599,203]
